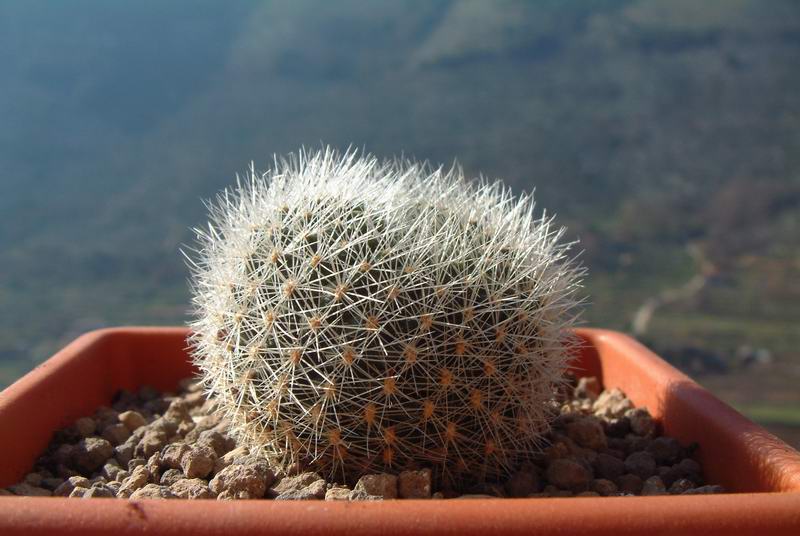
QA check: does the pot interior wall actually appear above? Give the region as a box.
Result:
[0,328,194,487]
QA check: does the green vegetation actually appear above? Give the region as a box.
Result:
[737,405,800,427]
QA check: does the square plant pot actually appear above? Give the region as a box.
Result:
[0,326,798,535]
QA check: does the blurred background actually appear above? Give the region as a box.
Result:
[1,0,798,446]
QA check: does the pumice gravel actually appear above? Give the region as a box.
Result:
[2,374,723,500]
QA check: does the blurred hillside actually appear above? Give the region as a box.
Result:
[1,0,799,444]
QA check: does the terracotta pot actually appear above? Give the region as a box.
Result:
[0,327,798,535]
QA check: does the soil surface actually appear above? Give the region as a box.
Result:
[2,375,724,499]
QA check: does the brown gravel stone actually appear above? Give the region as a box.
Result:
[272,472,325,495]
[590,478,618,496]
[72,437,114,474]
[626,408,656,437]
[146,452,162,482]
[164,399,192,425]
[149,416,179,437]
[566,416,607,450]
[354,473,398,499]
[216,489,251,500]
[73,417,97,438]
[102,424,132,446]
[181,445,217,479]
[504,468,539,498]
[470,482,506,497]
[127,458,146,472]
[170,478,213,499]
[161,443,190,470]
[183,414,222,443]
[624,451,657,479]
[101,461,124,481]
[160,468,184,486]
[623,434,651,454]
[24,472,43,486]
[114,437,138,467]
[54,476,90,496]
[209,463,273,499]
[543,439,572,461]
[230,454,272,472]
[177,421,196,437]
[8,374,721,501]
[546,458,591,491]
[539,485,559,497]
[594,453,625,481]
[197,430,230,457]
[602,447,626,460]
[674,458,702,481]
[593,388,633,419]
[574,376,601,401]
[118,465,151,497]
[54,444,75,466]
[130,484,178,500]
[118,410,147,432]
[641,476,667,495]
[399,469,433,498]
[683,485,725,494]
[94,407,120,430]
[88,476,108,486]
[647,437,682,465]
[275,479,327,500]
[136,430,168,459]
[83,483,116,498]
[604,417,631,438]
[669,478,695,494]
[325,486,352,500]
[616,473,643,495]
[69,487,87,498]
[213,446,249,474]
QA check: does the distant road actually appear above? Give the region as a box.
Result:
[631,243,716,337]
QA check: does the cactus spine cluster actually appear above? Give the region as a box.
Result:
[187,147,584,486]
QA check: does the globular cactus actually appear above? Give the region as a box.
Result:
[187,147,584,486]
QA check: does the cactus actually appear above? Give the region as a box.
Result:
[187,147,584,486]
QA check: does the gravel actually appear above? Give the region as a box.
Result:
[3,374,724,500]
[594,453,625,481]
[641,475,667,495]
[503,467,539,498]
[170,478,213,499]
[565,416,607,450]
[624,451,657,480]
[353,473,398,499]
[274,479,327,500]
[398,469,433,499]
[324,487,353,501]
[208,462,273,499]
[546,459,591,492]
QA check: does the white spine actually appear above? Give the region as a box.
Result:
[187,147,584,485]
